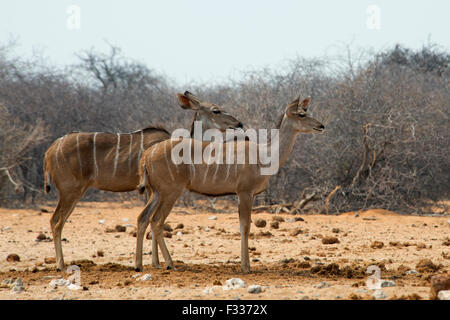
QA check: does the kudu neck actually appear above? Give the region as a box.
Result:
[270,114,299,169]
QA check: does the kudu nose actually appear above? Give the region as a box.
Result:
[319,124,325,130]
[237,122,244,129]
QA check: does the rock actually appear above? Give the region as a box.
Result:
[6,254,20,262]
[36,233,48,241]
[3,226,11,231]
[49,278,71,288]
[140,274,152,281]
[115,225,126,232]
[96,250,104,257]
[163,224,173,232]
[175,223,184,230]
[290,228,303,236]
[272,216,284,222]
[204,227,210,232]
[254,219,266,228]
[438,290,450,300]
[223,278,246,290]
[416,259,438,272]
[121,218,129,222]
[332,228,340,233]
[430,274,450,299]
[370,241,384,249]
[380,280,396,287]
[372,290,387,300]
[406,270,418,275]
[313,281,331,289]
[270,221,279,229]
[176,231,183,237]
[203,286,221,295]
[208,216,218,220]
[98,219,105,225]
[44,257,56,264]
[248,285,262,294]
[354,212,359,218]
[322,236,339,244]
[2,278,14,285]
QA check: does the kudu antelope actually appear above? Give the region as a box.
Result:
[136,95,324,272]
[43,91,243,270]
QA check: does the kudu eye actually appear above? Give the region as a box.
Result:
[298,113,306,118]
[212,109,221,114]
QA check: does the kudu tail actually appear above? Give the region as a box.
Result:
[43,156,51,194]
[137,157,149,195]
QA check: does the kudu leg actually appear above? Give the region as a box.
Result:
[237,193,254,273]
[135,190,161,272]
[50,188,86,271]
[150,189,183,270]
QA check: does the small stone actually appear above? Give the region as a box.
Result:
[98,219,105,225]
[438,290,450,300]
[163,231,172,238]
[313,281,331,289]
[354,212,359,218]
[36,233,47,241]
[406,270,418,275]
[290,228,303,236]
[372,290,387,300]
[380,280,396,287]
[44,257,56,264]
[121,218,129,222]
[248,285,262,294]
[270,221,279,229]
[370,241,384,249]
[254,219,266,228]
[272,216,284,222]
[416,259,438,272]
[223,278,246,290]
[175,223,184,230]
[97,250,104,257]
[115,225,126,232]
[176,231,183,237]
[6,254,20,262]
[3,226,11,231]
[204,227,210,232]
[208,216,218,220]
[140,274,152,281]
[332,228,340,233]
[322,236,339,244]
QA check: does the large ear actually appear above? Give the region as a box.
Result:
[177,91,201,110]
[285,97,300,117]
[299,97,310,111]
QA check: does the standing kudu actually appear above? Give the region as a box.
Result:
[136,95,324,272]
[43,91,243,270]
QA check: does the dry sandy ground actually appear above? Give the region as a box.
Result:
[0,200,448,300]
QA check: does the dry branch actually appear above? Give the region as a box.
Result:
[323,185,341,215]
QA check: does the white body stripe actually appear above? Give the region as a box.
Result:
[113,133,121,176]
[212,163,220,181]
[225,163,231,181]
[137,130,144,167]
[150,146,156,173]
[163,142,174,181]
[128,133,133,174]
[93,132,99,178]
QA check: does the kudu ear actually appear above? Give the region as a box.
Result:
[286,97,300,117]
[177,91,202,110]
[299,97,310,111]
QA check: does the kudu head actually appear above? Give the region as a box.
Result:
[285,96,324,133]
[177,91,243,133]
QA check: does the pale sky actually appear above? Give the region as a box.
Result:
[1,0,448,84]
